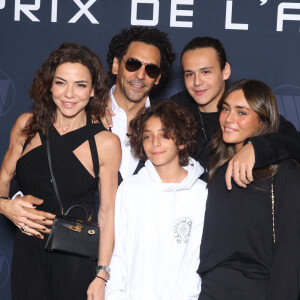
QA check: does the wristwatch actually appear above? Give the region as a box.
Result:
[96,265,111,280]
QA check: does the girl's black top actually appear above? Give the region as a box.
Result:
[198,160,300,299]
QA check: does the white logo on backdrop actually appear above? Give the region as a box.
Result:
[0,71,15,118]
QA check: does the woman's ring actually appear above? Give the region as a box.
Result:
[20,226,26,232]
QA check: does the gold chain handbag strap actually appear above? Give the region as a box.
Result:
[271,178,275,244]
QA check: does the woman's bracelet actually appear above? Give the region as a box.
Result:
[96,275,107,284]
[0,196,11,200]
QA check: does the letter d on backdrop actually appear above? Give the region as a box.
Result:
[0,0,5,9]
[131,0,159,25]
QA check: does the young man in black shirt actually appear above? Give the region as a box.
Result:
[171,37,300,188]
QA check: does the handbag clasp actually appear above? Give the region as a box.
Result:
[69,224,83,232]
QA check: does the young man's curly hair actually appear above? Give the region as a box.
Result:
[129,100,199,166]
[107,26,176,84]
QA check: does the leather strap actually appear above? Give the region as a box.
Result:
[46,127,95,220]
[65,205,89,220]
[88,135,99,179]
[46,128,64,215]
[86,116,100,178]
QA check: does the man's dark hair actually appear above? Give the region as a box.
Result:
[107,26,176,84]
[181,37,227,70]
[129,100,199,166]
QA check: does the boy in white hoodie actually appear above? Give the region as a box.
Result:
[106,100,207,300]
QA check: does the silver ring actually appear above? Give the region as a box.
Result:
[20,226,26,232]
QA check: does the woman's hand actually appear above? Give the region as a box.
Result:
[87,277,106,300]
[100,97,115,130]
[101,106,115,130]
[0,195,55,238]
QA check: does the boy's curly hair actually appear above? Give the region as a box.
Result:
[129,100,199,166]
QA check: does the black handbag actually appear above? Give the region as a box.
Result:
[44,129,100,260]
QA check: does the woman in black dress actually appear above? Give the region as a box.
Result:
[198,79,300,300]
[0,43,121,300]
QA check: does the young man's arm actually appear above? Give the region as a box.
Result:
[251,116,300,167]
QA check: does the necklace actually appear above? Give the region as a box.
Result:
[61,125,69,133]
[198,110,208,141]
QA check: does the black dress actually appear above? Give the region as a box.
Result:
[198,160,300,300]
[12,117,105,300]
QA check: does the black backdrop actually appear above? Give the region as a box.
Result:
[1,1,300,298]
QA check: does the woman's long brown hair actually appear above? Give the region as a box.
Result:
[208,79,280,183]
[23,42,109,142]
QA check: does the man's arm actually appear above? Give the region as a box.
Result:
[250,115,300,168]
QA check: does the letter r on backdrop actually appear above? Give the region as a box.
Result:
[14,0,40,22]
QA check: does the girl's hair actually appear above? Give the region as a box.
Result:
[129,100,199,166]
[23,42,109,141]
[208,79,280,182]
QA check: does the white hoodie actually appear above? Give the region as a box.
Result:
[106,158,207,300]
